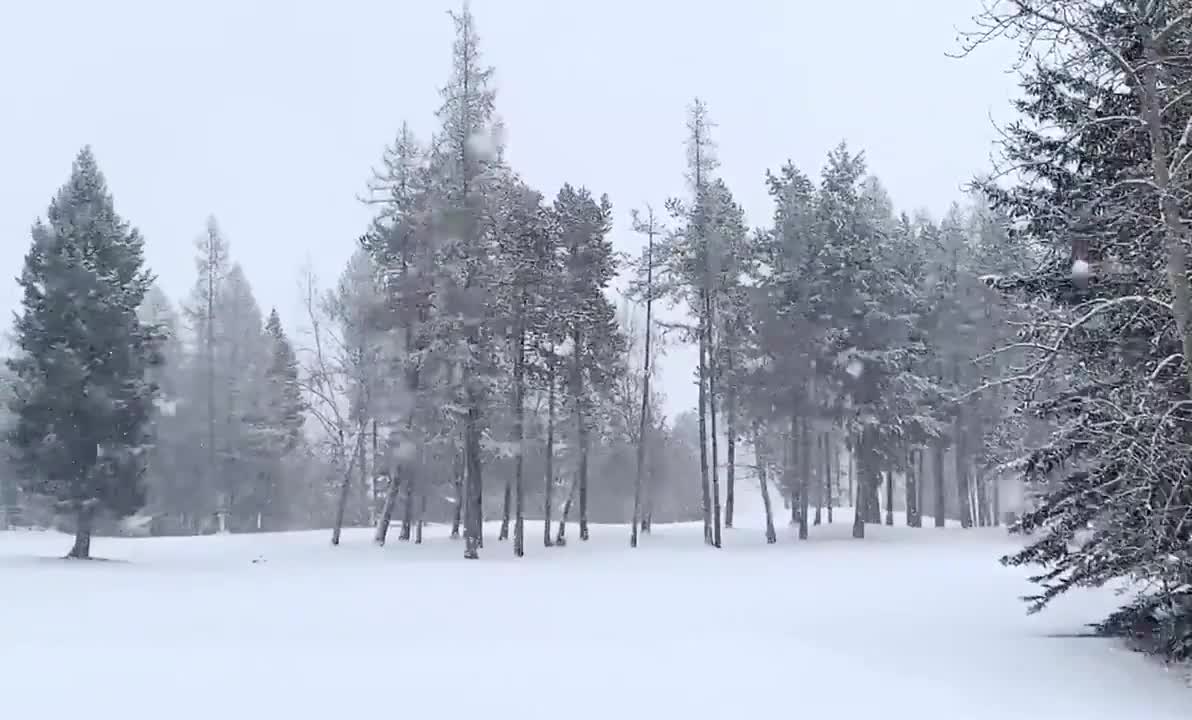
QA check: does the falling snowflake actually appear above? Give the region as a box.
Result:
[846,358,864,379]
[1071,258,1091,280]
[154,397,178,417]
[466,124,503,162]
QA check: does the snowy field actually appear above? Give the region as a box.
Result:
[2,500,1191,719]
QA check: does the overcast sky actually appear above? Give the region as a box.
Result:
[0,0,1018,418]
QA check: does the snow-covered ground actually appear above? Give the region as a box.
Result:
[2,499,1190,718]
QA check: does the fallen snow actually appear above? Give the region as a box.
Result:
[1,498,1189,718]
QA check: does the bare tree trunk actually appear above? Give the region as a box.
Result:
[955,420,973,529]
[499,477,511,542]
[463,403,484,559]
[852,430,867,539]
[577,420,590,542]
[847,435,854,508]
[544,366,556,548]
[556,476,577,546]
[697,290,712,544]
[813,431,823,527]
[992,471,1001,527]
[906,449,920,528]
[415,490,426,545]
[853,428,883,539]
[933,440,946,528]
[399,467,415,541]
[976,463,990,528]
[374,470,400,545]
[725,385,737,529]
[451,446,463,540]
[798,417,810,540]
[66,503,94,559]
[885,468,894,526]
[823,431,834,524]
[708,294,722,548]
[512,309,527,558]
[331,432,364,546]
[754,424,777,544]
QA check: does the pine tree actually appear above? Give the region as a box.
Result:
[7,147,161,559]
[262,308,307,526]
[554,183,622,542]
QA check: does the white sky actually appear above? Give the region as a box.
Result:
[0,0,1019,419]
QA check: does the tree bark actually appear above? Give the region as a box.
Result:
[798,416,810,540]
[906,448,920,528]
[451,446,463,540]
[976,463,990,528]
[754,424,777,544]
[512,308,527,558]
[374,470,400,546]
[725,385,737,529]
[823,431,834,524]
[813,431,823,527]
[499,477,511,542]
[697,288,712,545]
[67,503,94,560]
[415,490,426,544]
[955,420,973,529]
[331,432,363,546]
[399,467,415,541]
[544,365,556,548]
[708,292,722,548]
[933,440,946,528]
[556,476,577,546]
[463,402,483,559]
[885,469,894,526]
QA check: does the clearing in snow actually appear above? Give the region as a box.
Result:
[2,503,1189,719]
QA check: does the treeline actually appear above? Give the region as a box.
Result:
[3,4,1039,565]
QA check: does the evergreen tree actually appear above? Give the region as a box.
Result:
[7,147,161,558]
[553,183,623,542]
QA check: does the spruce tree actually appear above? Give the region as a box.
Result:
[7,147,161,558]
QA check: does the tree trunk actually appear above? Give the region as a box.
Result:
[906,449,920,528]
[798,417,810,540]
[933,440,946,528]
[415,491,426,545]
[976,464,990,528]
[853,427,883,539]
[708,297,722,548]
[451,446,463,540]
[916,448,925,527]
[544,365,556,548]
[572,326,591,543]
[885,469,894,526]
[847,435,854,508]
[1139,34,1192,396]
[954,421,972,529]
[331,432,363,546]
[67,503,94,559]
[823,431,833,524]
[463,402,483,559]
[374,470,400,546]
[852,430,867,539]
[499,478,511,542]
[578,420,590,542]
[512,311,527,558]
[556,476,577,546]
[992,471,1001,527]
[725,386,736,529]
[399,467,415,541]
[813,431,823,527]
[754,425,777,544]
[697,290,712,545]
